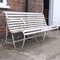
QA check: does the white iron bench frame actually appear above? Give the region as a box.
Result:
[3,11,58,49]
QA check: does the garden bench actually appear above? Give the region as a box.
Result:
[3,11,58,49]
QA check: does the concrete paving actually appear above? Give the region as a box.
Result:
[0,30,60,60]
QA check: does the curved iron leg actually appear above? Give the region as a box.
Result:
[42,32,46,41]
[12,34,16,49]
[5,26,8,43]
[3,26,8,45]
[12,34,26,50]
[21,35,26,49]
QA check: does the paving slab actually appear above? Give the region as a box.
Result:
[0,30,60,60]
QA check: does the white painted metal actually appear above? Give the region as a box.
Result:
[21,34,26,49]
[12,34,16,49]
[5,25,8,43]
[3,11,58,49]
[42,32,46,41]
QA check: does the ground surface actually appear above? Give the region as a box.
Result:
[0,30,60,60]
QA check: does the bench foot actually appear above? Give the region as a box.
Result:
[5,26,8,44]
[42,32,46,42]
[35,37,39,42]
[12,34,16,49]
[12,34,26,50]
[20,35,25,49]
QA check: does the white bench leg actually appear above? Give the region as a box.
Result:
[42,32,46,41]
[20,35,25,49]
[12,34,16,49]
[5,26,8,44]
[12,34,26,50]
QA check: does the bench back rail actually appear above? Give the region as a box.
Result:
[4,11,47,33]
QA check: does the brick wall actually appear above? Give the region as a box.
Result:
[28,0,44,12]
[0,0,44,41]
[8,0,25,11]
[0,0,25,41]
[0,10,6,40]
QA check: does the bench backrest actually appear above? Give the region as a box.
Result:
[3,11,47,33]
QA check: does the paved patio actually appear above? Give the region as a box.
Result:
[0,30,60,60]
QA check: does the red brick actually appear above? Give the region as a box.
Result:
[28,0,44,12]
